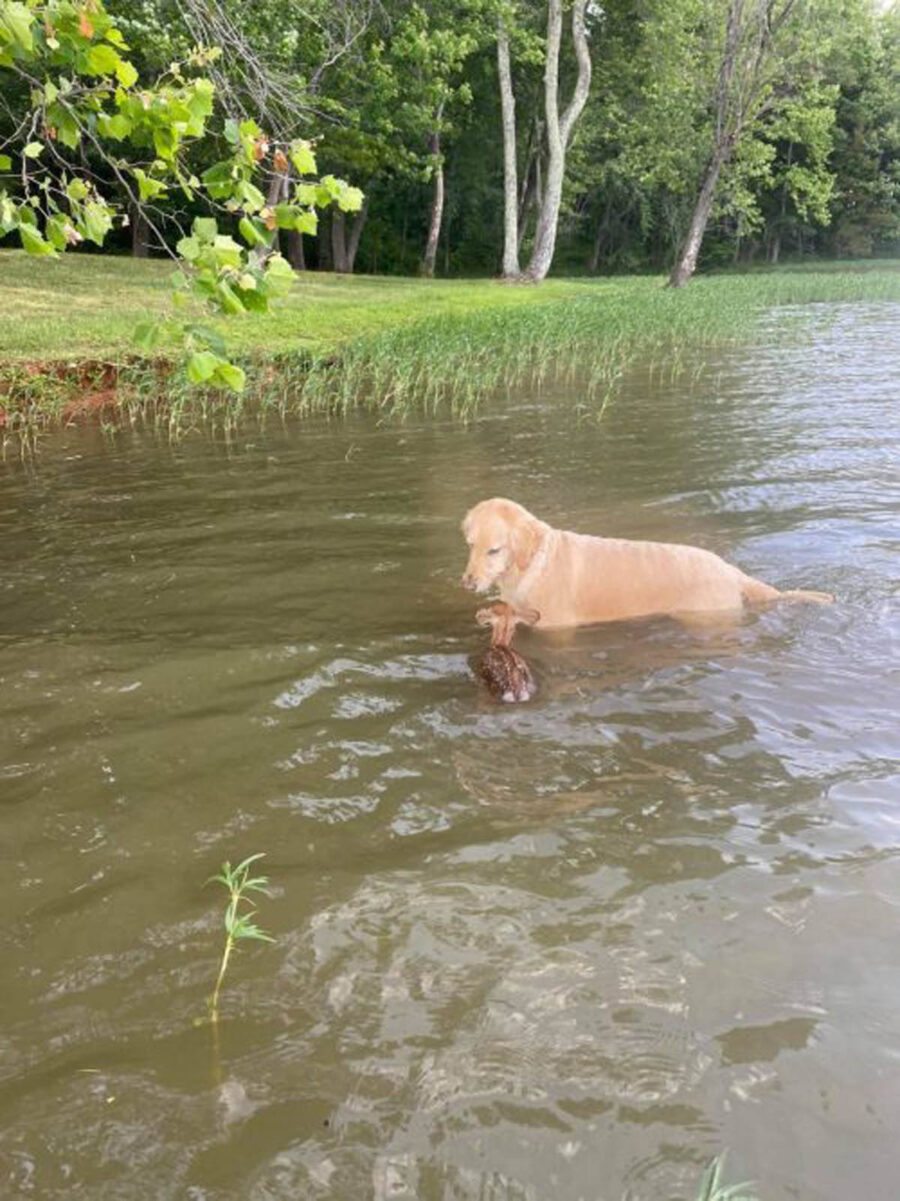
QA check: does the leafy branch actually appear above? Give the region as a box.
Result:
[0,0,363,392]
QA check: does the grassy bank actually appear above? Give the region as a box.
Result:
[2,250,899,439]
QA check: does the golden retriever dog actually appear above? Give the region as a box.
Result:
[461,497,832,629]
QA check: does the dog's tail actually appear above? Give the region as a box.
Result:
[741,577,834,606]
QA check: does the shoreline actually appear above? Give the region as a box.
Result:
[3,255,900,444]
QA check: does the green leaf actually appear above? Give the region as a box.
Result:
[274,203,300,229]
[263,254,295,299]
[212,361,246,393]
[97,112,131,140]
[55,111,81,149]
[152,124,177,159]
[186,78,214,124]
[201,160,235,200]
[19,225,55,256]
[192,216,218,243]
[66,177,88,202]
[81,201,113,246]
[337,185,365,214]
[176,235,200,261]
[289,141,317,176]
[238,216,267,247]
[216,280,246,315]
[0,2,34,53]
[211,234,242,267]
[23,141,43,159]
[45,213,70,250]
[239,180,266,212]
[0,153,11,171]
[186,350,219,383]
[86,44,120,76]
[133,168,166,202]
[115,58,138,88]
[235,285,268,314]
[295,183,317,206]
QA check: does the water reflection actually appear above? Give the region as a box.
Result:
[1,304,899,1199]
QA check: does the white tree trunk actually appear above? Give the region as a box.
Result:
[422,115,445,278]
[497,22,521,279]
[522,0,591,283]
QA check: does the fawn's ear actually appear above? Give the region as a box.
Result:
[516,607,541,627]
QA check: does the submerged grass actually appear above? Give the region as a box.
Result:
[2,250,899,447]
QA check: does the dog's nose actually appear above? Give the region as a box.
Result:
[461,574,478,592]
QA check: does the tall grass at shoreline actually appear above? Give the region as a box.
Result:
[2,259,899,448]
[251,267,900,420]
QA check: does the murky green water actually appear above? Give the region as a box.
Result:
[2,304,899,1201]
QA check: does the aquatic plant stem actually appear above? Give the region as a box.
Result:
[207,853,274,1023]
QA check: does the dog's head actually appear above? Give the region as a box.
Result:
[475,600,541,645]
[461,498,544,592]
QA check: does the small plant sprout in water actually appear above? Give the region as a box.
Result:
[694,1152,757,1201]
[207,853,275,1021]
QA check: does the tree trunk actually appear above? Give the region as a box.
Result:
[318,210,333,271]
[587,196,612,273]
[668,148,728,287]
[130,201,150,257]
[331,209,350,273]
[497,22,520,279]
[287,229,305,270]
[768,230,780,263]
[422,123,444,278]
[517,171,535,254]
[346,196,369,273]
[522,0,591,283]
[668,0,790,287]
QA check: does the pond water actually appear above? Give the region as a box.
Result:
[1,303,899,1201]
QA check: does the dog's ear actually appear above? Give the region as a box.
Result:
[511,515,542,572]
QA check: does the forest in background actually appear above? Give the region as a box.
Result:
[4,0,897,282]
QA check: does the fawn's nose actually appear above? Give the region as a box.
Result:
[461,573,478,591]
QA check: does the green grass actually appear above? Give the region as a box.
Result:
[1,249,899,439]
[0,249,594,360]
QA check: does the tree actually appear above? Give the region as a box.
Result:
[495,0,591,281]
[0,0,361,388]
[669,0,809,287]
[521,0,590,280]
[497,16,520,276]
[826,0,900,258]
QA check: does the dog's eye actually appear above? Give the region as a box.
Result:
[487,547,502,556]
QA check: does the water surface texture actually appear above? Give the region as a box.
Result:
[2,304,899,1200]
